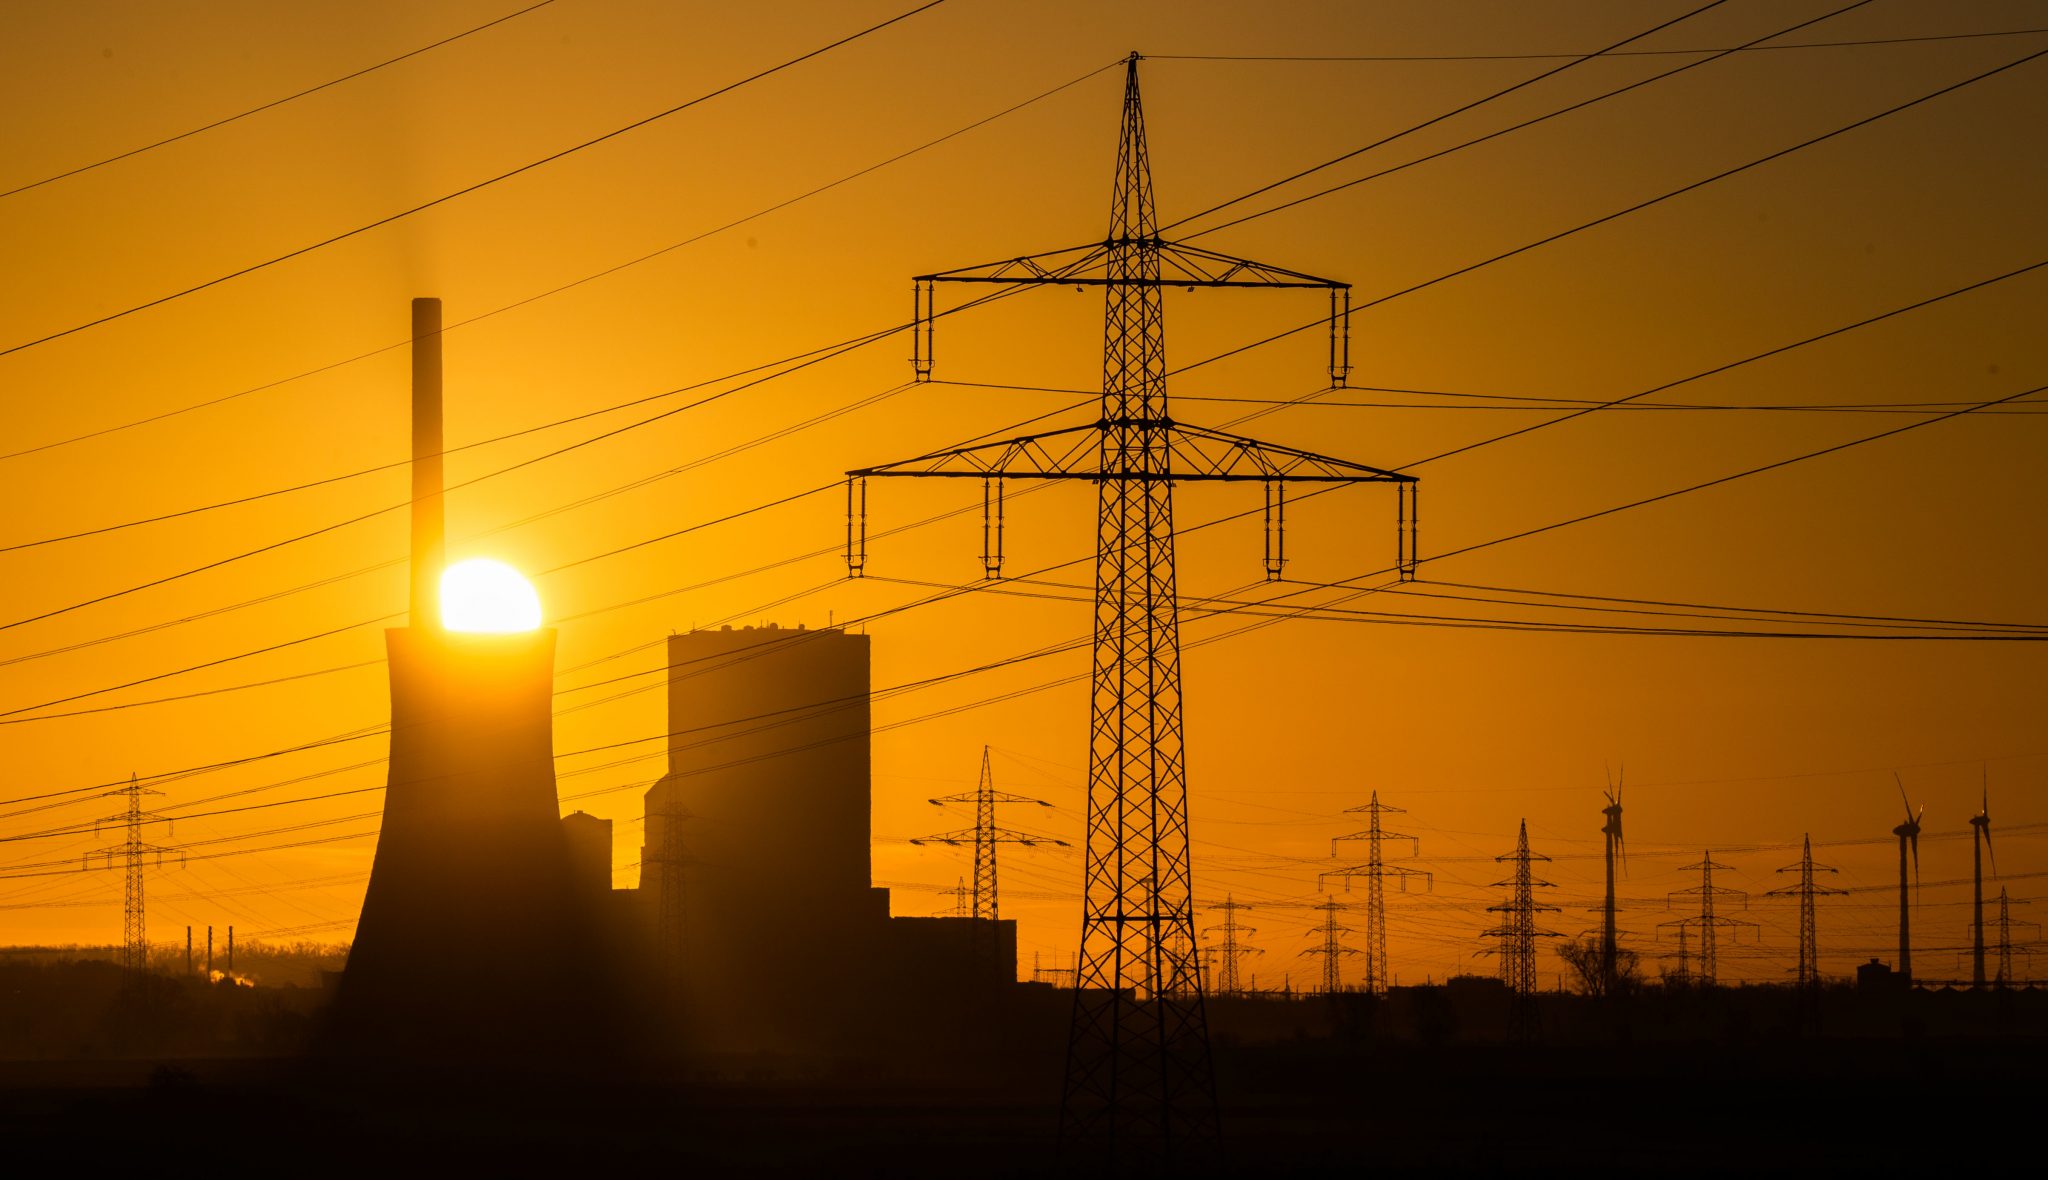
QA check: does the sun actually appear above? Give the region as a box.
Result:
[439,558,542,633]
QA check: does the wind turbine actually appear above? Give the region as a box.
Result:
[1599,769,1626,998]
[1971,772,1996,989]
[1892,774,1923,983]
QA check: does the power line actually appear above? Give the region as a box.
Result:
[0,388,1095,724]
[1178,41,2048,406]
[1416,372,2047,569]
[0,0,950,361]
[0,55,1116,464]
[1160,0,1746,233]
[20,28,2024,659]
[1182,0,1888,239]
[1,1,561,200]
[1147,27,2048,63]
[1413,580,2048,634]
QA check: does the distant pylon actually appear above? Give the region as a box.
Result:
[1989,887,2037,987]
[1766,834,1843,988]
[1479,820,1561,1038]
[1299,898,1360,994]
[1204,895,1261,996]
[645,798,692,988]
[846,53,1416,1156]
[938,876,972,918]
[1320,792,1430,994]
[912,746,1066,977]
[84,774,182,973]
[1660,852,1757,987]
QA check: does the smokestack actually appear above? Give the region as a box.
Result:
[410,297,445,628]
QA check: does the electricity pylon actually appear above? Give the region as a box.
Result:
[1203,895,1260,996]
[84,774,182,973]
[1479,820,1560,1039]
[644,798,693,988]
[1766,834,1844,988]
[1660,852,1756,987]
[911,746,1066,978]
[1320,792,1429,994]
[938,876,973,917]
[1988,888,2037,986]
[1300,898,1360,994]
[845,53,1416,1154]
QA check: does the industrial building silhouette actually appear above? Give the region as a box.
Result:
[333,299,1036,1067]
[630,623,1034,1063]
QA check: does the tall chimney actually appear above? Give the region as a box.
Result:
[410,297,445,628]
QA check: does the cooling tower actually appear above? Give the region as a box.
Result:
[330,299,611,1059]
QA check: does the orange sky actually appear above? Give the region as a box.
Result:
[2,0,2044,988]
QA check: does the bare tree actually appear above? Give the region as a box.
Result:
[1555,936,1641,997]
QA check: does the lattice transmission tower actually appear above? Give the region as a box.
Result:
[1660,852,1756,987]
[1479,820,1560,1038]
[84,774,183,973]
[1320,792,1429,994]
[938,877,973,917]
[1987,887,2037,986]
[644,799,693,989]
[912,746,1066,979]
[845,53,1416,1154]
[1300,898,1360,994]
[1203,895,1261,996]
[1766,834,1843,989]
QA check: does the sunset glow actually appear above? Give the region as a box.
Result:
[439,558,542,633]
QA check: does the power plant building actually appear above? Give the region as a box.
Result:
[642,623,1025,1057]
[644,624,887,1052]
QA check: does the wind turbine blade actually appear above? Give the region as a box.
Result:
[1894,772,1913,823]
[1985,825,1997,878]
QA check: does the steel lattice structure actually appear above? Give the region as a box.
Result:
[645,798,692,988]
[845,54,1415,1155]
[85,774,181,973]
[1767,834,1844,989]
[1321,792,1429,994]
[1479,820,1560,1037]
[912,746,1064,977]
[1203,895,1260,996]
[1300,898,1359,994]
[1661,852,1756,987]
[1989,888,2037,986]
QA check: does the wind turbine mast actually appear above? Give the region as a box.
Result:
[1971,774,1995,989]
[1892,775,1924,983]
[1600,774,1626,998]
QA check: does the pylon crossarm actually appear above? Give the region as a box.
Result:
[851,422,1414,483]
[1163,423,1412,482]
[1333,827,1419,846]
[917,237,1345,290]
[1323,863,1432,889]
[850,423,1100,479]
[913,826,1059,846]
[929,789,1051,806]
